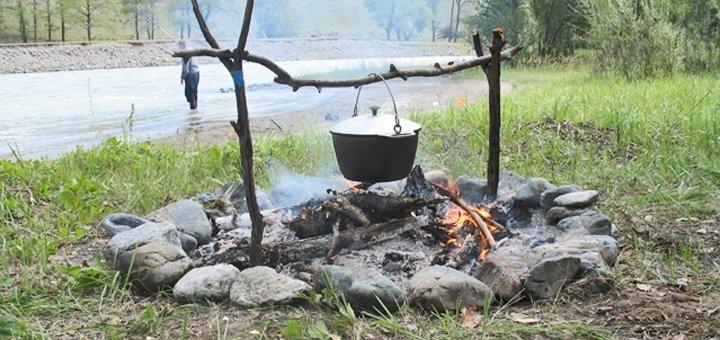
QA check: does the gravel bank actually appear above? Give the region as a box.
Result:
[0,38,469,74]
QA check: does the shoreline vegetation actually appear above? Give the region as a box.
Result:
[1,67,719,338]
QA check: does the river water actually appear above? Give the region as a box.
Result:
[0,56,472,159]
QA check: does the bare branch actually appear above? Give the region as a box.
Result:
[189,0,232,70]
[174,45,523,92]
[173,48,233,59]
[235,0,254,66]
[246,45,522,92]
[191,0,220,49]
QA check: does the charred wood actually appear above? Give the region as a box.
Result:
[201,217,427,269]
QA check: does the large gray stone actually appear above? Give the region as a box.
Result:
[455,176,487,203]
[525,236,619,273]
[407,265,492,311]
[545,207,591,225]
[554,190,599,208]
[540,185,582,209]
[557,213,612,236]
[107,222,182,252]
[497,170,528,197]
[173,264,241,303]
[230,266,311,308]
[574,235,619,265]
[515,178,555,208]
[101,213,151,236]
[107,242,193,292]
[314,265,406,312]
[470,257,523,302]
[524,256,581,299]
[146,199,212,245]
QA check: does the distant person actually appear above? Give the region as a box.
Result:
[179,41,200,110]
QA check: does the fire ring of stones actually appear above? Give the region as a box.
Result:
[102,166,618,311]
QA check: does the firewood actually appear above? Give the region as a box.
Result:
[200,217,428,269]
[432,183,497,249]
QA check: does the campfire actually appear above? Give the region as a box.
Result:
[102,165,619,310]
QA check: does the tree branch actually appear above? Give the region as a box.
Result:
[173,45,523,92]
[190,0,232,70]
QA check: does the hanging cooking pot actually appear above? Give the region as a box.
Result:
[329,73,422,183]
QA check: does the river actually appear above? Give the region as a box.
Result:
[0,55,474,160]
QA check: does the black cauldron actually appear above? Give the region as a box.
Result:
[329,74,422,183]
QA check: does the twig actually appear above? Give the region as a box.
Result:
[269,118,283,130]
[432,183,497,248]
[325,219,343,262]
[482,215,506,232]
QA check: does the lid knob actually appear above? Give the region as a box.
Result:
[369,106,380,116]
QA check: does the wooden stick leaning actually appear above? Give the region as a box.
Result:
[431,183,497,249]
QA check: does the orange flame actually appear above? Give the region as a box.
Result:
[439,182,497,261]
[346,180,362,191]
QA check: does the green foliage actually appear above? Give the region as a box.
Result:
[670,0,720,72]
[468,0,527,45]
[583,0,679,79]
[527,0,587,56]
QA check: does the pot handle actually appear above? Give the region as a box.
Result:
[353,73,403,135]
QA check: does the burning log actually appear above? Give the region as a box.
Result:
[432,183,498,249]
[200,217,428,269]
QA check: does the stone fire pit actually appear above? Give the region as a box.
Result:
[101,166,618,312]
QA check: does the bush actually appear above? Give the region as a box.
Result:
[583,0,679,79]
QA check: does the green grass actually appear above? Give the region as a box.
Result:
[1,67,719,338]
[414,68,720,215]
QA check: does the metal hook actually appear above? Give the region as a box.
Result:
[352,72,402,134]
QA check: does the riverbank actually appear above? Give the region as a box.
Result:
[0,38,469,74]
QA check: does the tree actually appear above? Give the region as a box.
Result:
[453,0,468,42]
[527,0,586,56]
[16,0,28,42]
[57,0,70,41]
[364,0,432,41]
[71,0,117,41]
[142,0,154,39]
[447,0,454,41]
[122,0,141,39]
[253,0,296,38]
[468,0,526,45]
[666,0,720,71]
[31,0,38,41]
[44,0,54,41]
[168,0,192,39]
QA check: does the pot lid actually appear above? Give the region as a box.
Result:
[330,112,422,137]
